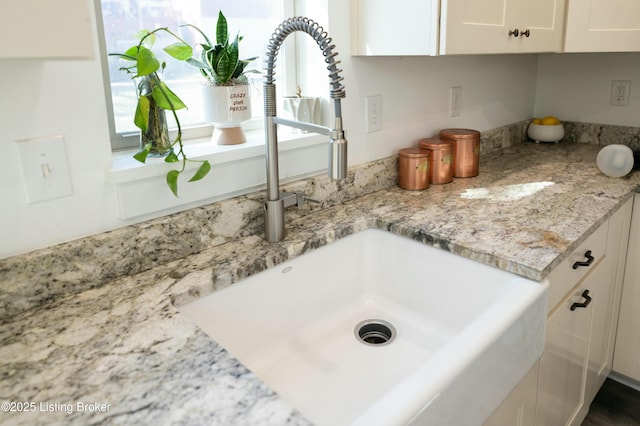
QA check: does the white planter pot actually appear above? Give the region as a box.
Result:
[202,84,252,145]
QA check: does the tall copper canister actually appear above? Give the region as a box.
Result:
[398,148,430,190]
[439,128,480,178]
[418,138,453,184]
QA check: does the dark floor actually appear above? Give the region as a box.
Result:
[582,378,640,425]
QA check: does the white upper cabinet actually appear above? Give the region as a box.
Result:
[0,0,94,59]
[439,0,518,54]
[350,0,566,55]
[564,0,640,52]
[440,0,566,54]
[350,0,440,56]
[519,0,568,52]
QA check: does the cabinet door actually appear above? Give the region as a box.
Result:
[536,286,592,426]
[577,252,617,422]
[613,194,640,381]
[0,0,93,59]
[565,0,640,52]
[518,0,566,52]
[584,199,633,405]
[484,362,539,426]
[440,0,520,54]
[350,0,439,56]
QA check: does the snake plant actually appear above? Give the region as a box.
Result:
[184,11,259,86]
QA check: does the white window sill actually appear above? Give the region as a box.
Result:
[107,129,329,219]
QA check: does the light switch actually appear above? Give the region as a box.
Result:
[16,135,73,203]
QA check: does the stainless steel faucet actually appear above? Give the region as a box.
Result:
[263,17,348,242]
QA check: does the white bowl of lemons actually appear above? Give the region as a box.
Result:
[527,116,564,143]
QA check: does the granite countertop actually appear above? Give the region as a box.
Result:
[1,141,639,425]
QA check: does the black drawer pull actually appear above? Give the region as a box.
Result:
[572,250,594,269]
[571,290,592,311]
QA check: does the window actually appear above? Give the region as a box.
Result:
[97,0,289,150]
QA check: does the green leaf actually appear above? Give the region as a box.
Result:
[189,160,211,182]
[181,23,213,47]
[216,11,228,46]
[164,151,179,163]
[204,45,223,71]
[136,47,160,76]
[135,29,156,48]
[134,95,151,132]
[186,58,207,69]
[217,35,239,84]
[164,43,192,60]
[133,143,151,163]
[151,82,187,110]
[166,170,180,197]
[234,60,247,79]
[233,58,259,80]
[117,47,139,60]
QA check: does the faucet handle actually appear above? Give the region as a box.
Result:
[281,191,321,208]
[295,192,321,207]
[302,195,321,206]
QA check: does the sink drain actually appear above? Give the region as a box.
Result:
[355,319,396,346]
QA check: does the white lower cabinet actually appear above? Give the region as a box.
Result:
[613,194,640,381]
[486,197,634,426]
[484,363,539,426]
[536,198,632,426]
[583,197,633,407]
[536,258,608,425]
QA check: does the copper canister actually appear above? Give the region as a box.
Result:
[418,138,453,184]
[439,128,480,178]
[398,148,430,190]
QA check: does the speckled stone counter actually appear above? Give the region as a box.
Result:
[1,139,639,425]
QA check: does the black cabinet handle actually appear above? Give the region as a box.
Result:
[572,250,595,269]
[571,290,592,311]
[520,29,531,37]
[509,29,519,37]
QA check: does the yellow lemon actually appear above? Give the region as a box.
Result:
[541,116,560,125]
[532,118,542,125]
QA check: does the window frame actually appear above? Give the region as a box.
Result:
[95,0,299,152]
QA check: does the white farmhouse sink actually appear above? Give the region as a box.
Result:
[181,229,548,425]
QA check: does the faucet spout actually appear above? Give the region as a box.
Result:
[262,17,348,242]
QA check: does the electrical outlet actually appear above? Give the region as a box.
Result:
[365,95,383,133]
[610,80,631,106]
[450,86,462,117]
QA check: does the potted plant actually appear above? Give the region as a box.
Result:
[110,28,211,197]
[183,11,259,145]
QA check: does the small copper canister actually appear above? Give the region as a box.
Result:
[398,148,430,190]
[439,128,480,178]
[418,138,453,184]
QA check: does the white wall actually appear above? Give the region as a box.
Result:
[0,0,119,259]
[1,0,541,259]
[534,53,640,126]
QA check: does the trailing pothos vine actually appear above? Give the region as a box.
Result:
[110,28,211,197]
